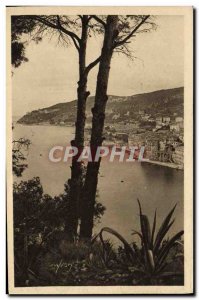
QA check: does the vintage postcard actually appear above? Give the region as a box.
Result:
[7,6,193,294]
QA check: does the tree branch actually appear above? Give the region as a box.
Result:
[78,15,83,20]
[33,15,58,30]
[56,15,80,51]
[85,55,101,75]
[32,15,81,51]
[90,15,106,28]
[114,15,150,48]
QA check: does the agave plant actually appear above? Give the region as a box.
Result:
[92,200,184,284]
[132,199,184,283]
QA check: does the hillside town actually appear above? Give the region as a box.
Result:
[17,88,184,169]
[85,110,184,168]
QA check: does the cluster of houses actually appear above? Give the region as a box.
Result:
[154,115,184,133]
[110,109,184,134]
[137,110,184,132]
[101,111,184,166]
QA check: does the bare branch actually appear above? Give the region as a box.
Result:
[31,15,81,51]
[78,15,83,20]
[85,55,101,75]
[114,44,135,61]
[114,15,150,48]
[55,16,81,43]
[90,15,106,28]
[57,15,80,51]
[33,15,58,30]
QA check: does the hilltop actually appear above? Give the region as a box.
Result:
[17,87,184,125]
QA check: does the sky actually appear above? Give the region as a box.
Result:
[12,15,184,117]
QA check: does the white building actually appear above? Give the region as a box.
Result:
[125,111,130,116]
[170,123,180,132]
[175,116,183,123]
[156,116,163,126]
[142,114,151,121]
[112,113,120,120]
[148,117,155,122]
[139,110,145,116]
[163,116,171,124]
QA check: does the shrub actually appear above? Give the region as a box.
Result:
[92,200,184,285]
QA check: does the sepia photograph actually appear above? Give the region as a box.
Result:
[6,6,193,294]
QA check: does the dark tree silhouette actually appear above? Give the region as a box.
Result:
[11,15,155,240]
[11,16,37,67]
[12,138,31,177]
[11,15,103,238]
[80,15,153,240]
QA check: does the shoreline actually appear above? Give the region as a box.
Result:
[142,160,183,170]
[16,122,75,127]
[15,123,184,171]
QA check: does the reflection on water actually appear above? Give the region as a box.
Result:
[13,124,184,242]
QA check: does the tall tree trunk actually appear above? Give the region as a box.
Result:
[80,16,119,240]
[66,16,90,239]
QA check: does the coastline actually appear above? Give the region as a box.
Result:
[142,160,183,170]
[15,123,184,171]
[16,122,75,128]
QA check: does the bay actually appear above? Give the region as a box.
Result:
[13,124,184,242]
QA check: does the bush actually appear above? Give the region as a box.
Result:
[13,177,106,286]
[92,200,184,285]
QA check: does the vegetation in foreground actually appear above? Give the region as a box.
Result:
[14,179,184,287]
[12,137,183,286]
[12,14,184,288]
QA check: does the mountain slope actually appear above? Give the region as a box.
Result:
[17,87,184,125]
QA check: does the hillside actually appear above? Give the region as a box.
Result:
[17,87,184,125]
